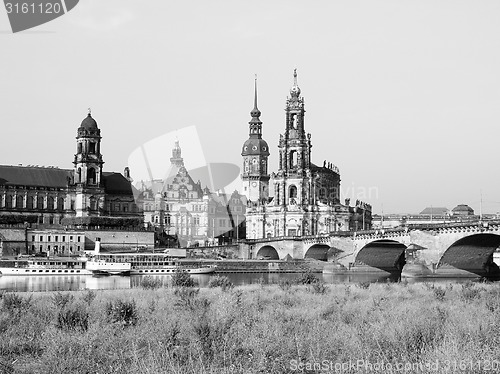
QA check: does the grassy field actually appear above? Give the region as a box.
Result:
[1,277,500,373]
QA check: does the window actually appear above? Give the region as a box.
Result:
[77,236,81,242]
[55,236,58,242]
[37,197,44,210]
[49,216,54,225]
[48,236,51,242]
[57,197,64,211]
[194,217,200,225]
[47,196,54,210]
[40,236,43,242]
[5,195,12,208]
[27,196,34,209]
[15,195,23,208]
[62,236,65,242]
[70,236,73,241]
[87,168,96,185]
[31,235,35,242]
[77,143,82,153]
[89,142,96,154]
[219,219,225,227]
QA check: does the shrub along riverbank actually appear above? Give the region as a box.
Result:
[1,277,500,373]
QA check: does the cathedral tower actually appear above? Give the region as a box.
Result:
[241,76,270,204]
[274,69,313,207]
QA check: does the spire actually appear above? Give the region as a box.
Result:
[250,74,261,119]
[290,68,301,98]
[170,140,184,168]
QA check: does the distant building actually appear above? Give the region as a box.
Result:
[136,141,246,247]
[452,204,474,216]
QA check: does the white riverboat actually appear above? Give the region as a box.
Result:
[0,257,91,276]
[85,253,216,275]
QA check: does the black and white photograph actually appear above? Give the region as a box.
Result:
[1,1,500,373]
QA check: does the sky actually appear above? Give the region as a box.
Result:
[1,0,500,215]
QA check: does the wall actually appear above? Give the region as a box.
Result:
[84,230,154,251]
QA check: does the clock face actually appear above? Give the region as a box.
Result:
[252,182,257,187]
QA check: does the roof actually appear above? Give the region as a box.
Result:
[0,165,71,188]
[0,165,135,196]
[80,113,98,130]
[452,204,474,213]
[102,172,136,196]
[419,207,449,215]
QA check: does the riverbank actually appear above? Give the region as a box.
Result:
[2,281,500,373]
[183,258,326,273]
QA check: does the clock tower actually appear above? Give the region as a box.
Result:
[241,76,270,204]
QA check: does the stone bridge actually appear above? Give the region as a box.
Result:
[240,221,500,277]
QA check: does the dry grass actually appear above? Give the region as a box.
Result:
[1,281,500,373]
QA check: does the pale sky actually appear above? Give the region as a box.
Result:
[1,0,500,214]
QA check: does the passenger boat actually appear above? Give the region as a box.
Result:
[85,253,216,275]
[0,257,91,276]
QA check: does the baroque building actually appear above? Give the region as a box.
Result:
[0,112,144,255]
[136,141,246,247]
[243,70,370,239]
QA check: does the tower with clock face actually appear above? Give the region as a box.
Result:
[241,77,270,204]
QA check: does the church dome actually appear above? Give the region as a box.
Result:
[80,113,98,130]
[241,138,270,156]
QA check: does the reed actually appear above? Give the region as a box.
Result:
[2,281,500,373]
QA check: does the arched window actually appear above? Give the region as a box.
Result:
[89,142,96,154]
[5,195,13,208]
[87,168,96,185]
[290,151,298,168]
[77,143,82,154]
[27,196,34,209]
[275,184,280,205]
[47,196,55,210]
[77,168,81,183]
[37,196,44,210]
[16,195,23,209]
[261,159,266,174]
[289,185,297,199]
[57,197,65,211]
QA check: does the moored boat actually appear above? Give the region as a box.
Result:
[0,257,91,276]
[85,253,216,276]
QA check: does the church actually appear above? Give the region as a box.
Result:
[242,70,371,238]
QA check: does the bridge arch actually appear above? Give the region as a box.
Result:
[256,245,279,260]
[355,239,407,271]
[438,233,500,274]
[304,244,331,261]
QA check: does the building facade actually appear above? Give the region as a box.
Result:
[137,141,246,247]
[243,71,369,239]
[0,112,147,255]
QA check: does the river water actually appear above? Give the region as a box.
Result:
[0,272,480,292]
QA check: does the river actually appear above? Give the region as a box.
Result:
[0,272,481,292]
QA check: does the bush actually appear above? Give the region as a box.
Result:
[172,269,196,288]
[208,275,234,291]
[51,292,74,309]
[356,281,370,289]
[106,299,138,327]
[80,290,96,306]
[460,281,481,302]
[296,271,319,285]
[433,287,446,301]
[278,279,293,291]
[56,304,89,332]
[3,293,32,315]
[140,276,163,290]
[310,281,328,294]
